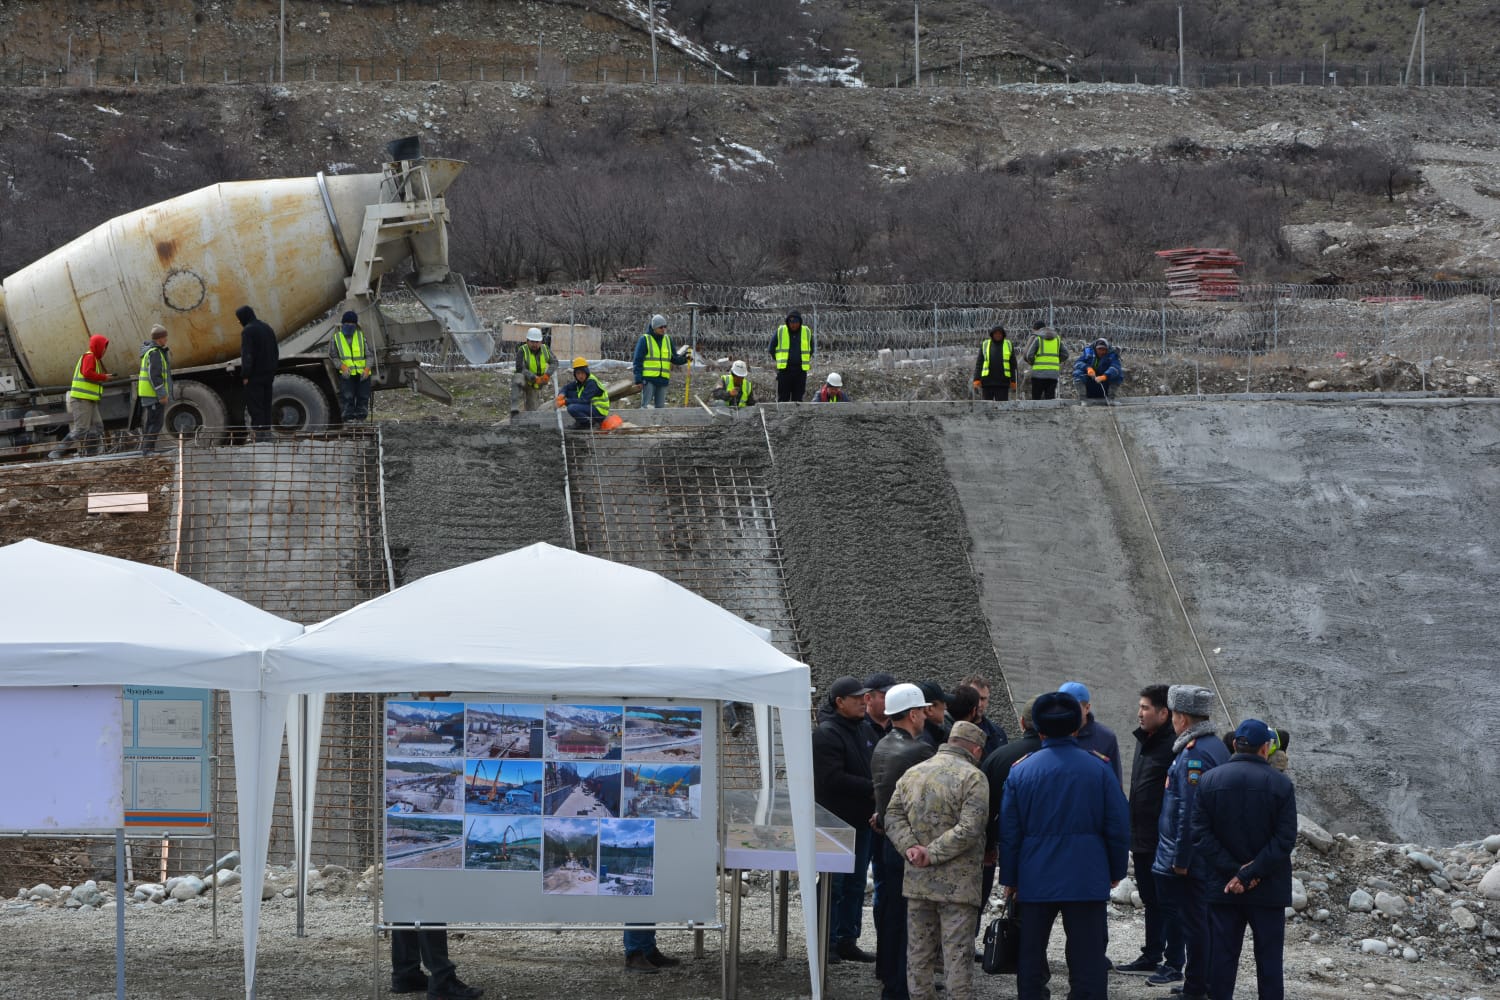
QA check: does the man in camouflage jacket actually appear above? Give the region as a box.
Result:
[883,720,989,1000]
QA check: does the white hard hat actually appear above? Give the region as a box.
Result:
[730,360,749,378]
[526,327,543,342]
[884,683,930,717]
[826,372,843,387]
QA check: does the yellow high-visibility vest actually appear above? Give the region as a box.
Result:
[70,354,103,402]
[720,374,753,407]
[981,339,1013,379]
[1032,336,1061,374]
[774,325,812,372]
[136,345,171,399]
[334,327,369,376]
[642,333,674,380]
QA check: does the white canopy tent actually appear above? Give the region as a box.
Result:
[262,542,826,997]
[0,539,304,999]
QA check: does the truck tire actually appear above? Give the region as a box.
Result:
[270,373,331,433]
[165,380,228,445]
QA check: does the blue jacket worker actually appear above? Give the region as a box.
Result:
[1000,692,1130,1000]
[1150,684,1230,997]
[561,357,610,429]
[1192,718,1297,1000]
[1072,338,1123,400]
[632,314,691,409]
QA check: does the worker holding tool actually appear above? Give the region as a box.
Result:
[511,327,556,417]
[972,325,1016,401]
[330,310,372,422]
[1073,337,1123,402]
[559,357,610,429]
[814,372,850,403]
[633,313,692,408]
[711,360,756,407]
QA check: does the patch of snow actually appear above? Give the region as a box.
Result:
[51,132,76,142]
[784,57,864,88]
[77,157,95,173]
[618,0,735,80]
[325,162,359,175]
[161,141,186,153]
[94,105,122,116]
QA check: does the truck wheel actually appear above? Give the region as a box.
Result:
[165,381,228,444]
[270,373,331,433]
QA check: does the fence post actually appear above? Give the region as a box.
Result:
[932,303,939,354]
[1047,297,1055,328]
[811,304,819,359]
[1490,297,1495,358]
[1160,303,1167,358]
[1272,299,1279,352]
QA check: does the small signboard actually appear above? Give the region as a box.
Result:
[122,687,213,830]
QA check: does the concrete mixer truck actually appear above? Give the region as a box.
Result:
[0,137,494,452]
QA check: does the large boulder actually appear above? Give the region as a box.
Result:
[1298,815,1335,854]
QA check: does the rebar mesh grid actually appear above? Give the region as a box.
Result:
[565,428,802,788]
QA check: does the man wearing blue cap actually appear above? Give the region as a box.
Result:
[1000,692,1130,1000]
[1192,719,1297,1000]
[1058,682,1121,785]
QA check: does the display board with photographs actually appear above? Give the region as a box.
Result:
[383,696,716,924]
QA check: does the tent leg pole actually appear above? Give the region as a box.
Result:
[817,873,832,994]
[727,868,742,999]
[777,871,789,959]
[115,828,126,1000]
[296,694,309,938]
[372,699,383,1000]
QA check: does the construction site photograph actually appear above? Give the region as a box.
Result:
[542,818,599,895]
[597,818,655,897]
[463,816,543,872]
[385,816,463,870]
[544,761,622,818]
[622,764,702,821]
[463,759,543,816]
[545,704,623,760]
[464,703,545,759]
[384,758,464,816]
[384,701,464,758]
[622,705,702,762]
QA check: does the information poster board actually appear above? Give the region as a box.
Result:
[0,686,125,832]
[383,695,717,924]
[121,686,213,830]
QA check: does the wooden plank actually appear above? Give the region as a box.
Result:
[88,492,150,514]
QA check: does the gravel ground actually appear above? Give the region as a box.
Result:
[2,866,1494,1000]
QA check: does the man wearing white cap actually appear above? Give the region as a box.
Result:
[632,313,691,408]
[512,327,555,416]
[712,360,756,407]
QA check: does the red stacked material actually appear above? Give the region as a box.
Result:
[1155,248,1244,301]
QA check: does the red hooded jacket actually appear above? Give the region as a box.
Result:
[80,334,110,382]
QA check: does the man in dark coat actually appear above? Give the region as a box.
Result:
[1000,692,1130,1000]
[813,675,876,963]
[1192,718,1297,1000]
[979,697,1040,919]
[237,305,279,442]
[1058,682,1121,785]
[1115,684,1180,976]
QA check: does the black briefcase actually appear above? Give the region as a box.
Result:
[981,899,1021,975]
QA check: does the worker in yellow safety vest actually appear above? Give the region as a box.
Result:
[768,310,813,402]
[559,356,611,428]
[712,360,756,408]
[512,327,557,416]
[136,324,173,455]
[330,309,372,422]
[1023,319,1068,401]
[972,326,1016,401]
[48,333,112,460]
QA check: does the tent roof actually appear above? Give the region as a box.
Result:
[0,538,301,690]
[263,543,810,708]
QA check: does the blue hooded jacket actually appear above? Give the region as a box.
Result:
[999,736,1130,902]
[1072,344,1123,398]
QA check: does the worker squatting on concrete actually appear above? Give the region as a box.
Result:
[1001,692,1131,1000]
[48,333,111,459]
[769,310,813,402]
[512,327,556,416]
[1023,320,1067,400]
[870,683,936,1000]
[814,372,850,402]
[884,720,990,1000]
[559,357,610,429]
[1192,718,1297,1000]
[973,326,1017,401]
[331,310,372,423]
[136,325,172,456]
[1150,684,1231,997]
[632,314,692,408]
[1073,337,1124,401]
[711,360,756,407]
[237,305,279,442]
[390,925,483,1000]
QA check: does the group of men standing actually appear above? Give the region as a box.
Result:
[814,673,1297,1000]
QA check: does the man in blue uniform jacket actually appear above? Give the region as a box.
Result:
[1192,718,1297,1000]
[1000,691,1130,1000]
